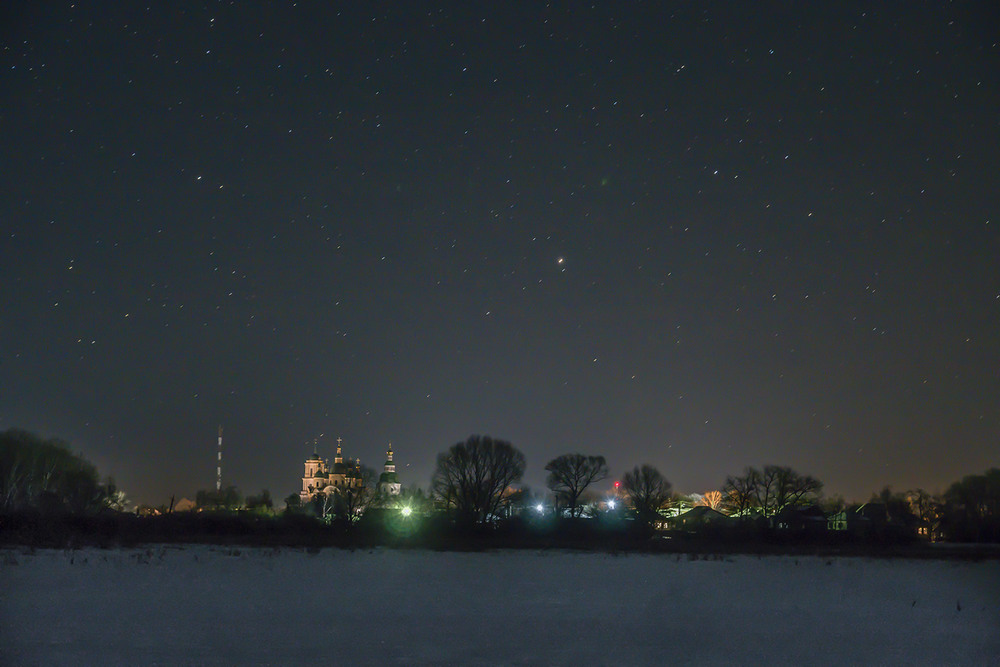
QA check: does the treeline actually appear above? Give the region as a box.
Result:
[0,429,126,515]
[3,493,998,556]
[2,429,998,548]
[937,469,1000,542]
[425,436,1000,544]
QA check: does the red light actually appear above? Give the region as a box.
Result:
[614,481,620,489]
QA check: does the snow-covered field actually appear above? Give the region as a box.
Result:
[2,545,998,665]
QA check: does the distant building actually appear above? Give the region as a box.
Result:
[299,438,364,504]
[671,505,733,530]
[826,502,920,540]
[377,443,402,496]
[173,497,197,512]
[774,504,828,534]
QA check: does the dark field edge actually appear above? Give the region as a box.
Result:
[2,511,998,560]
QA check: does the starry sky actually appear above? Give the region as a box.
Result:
[3,2,998,506]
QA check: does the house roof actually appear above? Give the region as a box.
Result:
[774,504,827,519]
[675,506,731,522]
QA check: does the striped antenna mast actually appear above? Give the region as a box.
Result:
[216,425,223,491]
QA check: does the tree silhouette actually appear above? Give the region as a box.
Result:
[309,490,335,520]
[283,493,302,512]
[906,488,940,539]
[245,489,273,512]
[723,468,758,518]
[621,464,672,526]
[195,485,242,510]
[545,454,609,518]
[767,465,823,514]
[723,465,822,518]
[432,435,526,526]
[101,477,129,512]
[0,428,106,514]
[695,490,723,510]
[941,468,1000,542]
[337,465,377,521]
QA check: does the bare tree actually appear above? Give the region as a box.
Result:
[545,454,609,518]
[311,490,335,521]
[723,468,759,518]
[621,464,672,524]
[283,493,302,512]
[337,465,377,520]
[770,465,823,512]
[432,435,526,525]
[695,490,723,510]
[724,465,822,519]
[906,488,940,537]
[195,485,242,510]
[0,429,105,513]
[101,477,130,512]
[941,470,1000,541]
[752,466,781,515]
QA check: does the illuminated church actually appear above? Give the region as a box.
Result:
[299,439,402,504]
[377,444,402,496]
[299,438,365,504]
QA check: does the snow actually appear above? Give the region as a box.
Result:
[2,546,998,665]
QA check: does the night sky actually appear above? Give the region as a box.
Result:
[3,2,998,506]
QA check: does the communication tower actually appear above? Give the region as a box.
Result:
[216,425,223,491]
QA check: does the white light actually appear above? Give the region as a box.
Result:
[401,506,412,517]
[535,504,544,513]
[608,500,616,510]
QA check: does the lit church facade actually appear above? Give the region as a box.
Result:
[377,444,402,496]
[299,438,365,504]
[299,439,402,504]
